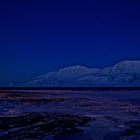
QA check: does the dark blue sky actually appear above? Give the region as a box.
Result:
[0,0,140,85]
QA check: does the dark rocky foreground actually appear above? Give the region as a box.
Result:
[0,90,140,140]
[0,112,92,140]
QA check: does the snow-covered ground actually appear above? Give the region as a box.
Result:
[0,89,140,139]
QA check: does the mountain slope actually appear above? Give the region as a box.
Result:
[22,60,140,87]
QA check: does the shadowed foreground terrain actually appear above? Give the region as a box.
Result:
[0,89,140,140]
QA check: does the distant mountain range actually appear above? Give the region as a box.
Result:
[17,60,140,87]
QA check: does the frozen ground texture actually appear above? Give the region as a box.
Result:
[0,90,140,140]
[21,60,140,87]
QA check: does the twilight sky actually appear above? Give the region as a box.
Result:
[0,0,140,85]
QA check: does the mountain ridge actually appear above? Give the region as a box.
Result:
[18,60,140,87]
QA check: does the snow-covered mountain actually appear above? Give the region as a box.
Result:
[21,60,140,87]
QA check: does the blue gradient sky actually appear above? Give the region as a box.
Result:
[0,0,140,85]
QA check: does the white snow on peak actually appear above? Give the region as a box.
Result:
[112,60,140,75]
[21,60,140,87]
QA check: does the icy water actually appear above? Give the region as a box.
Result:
[0,89,140,140]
